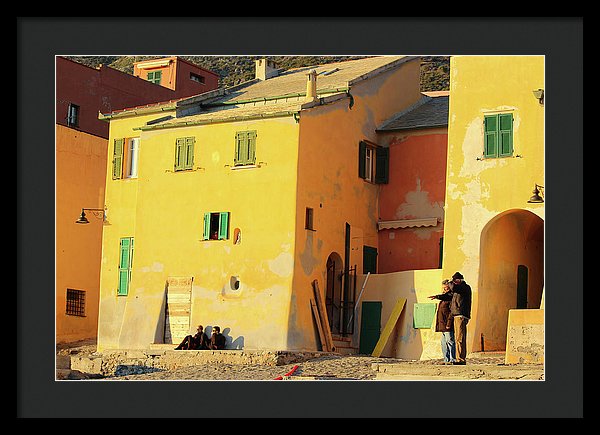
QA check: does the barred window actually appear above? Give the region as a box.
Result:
[66,289,86,317]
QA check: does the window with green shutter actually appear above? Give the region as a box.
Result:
[112,138,124,179]
[484,113,513,158]
[358,140,388,184]
[234,131,257,166]
[147,70,162,85]
[203,212,230,240]
[118,237,134,296]
[174,137,195,171]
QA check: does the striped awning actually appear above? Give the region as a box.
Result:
[377,217,439,230]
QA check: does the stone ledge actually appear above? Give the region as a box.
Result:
[70,348,335,377]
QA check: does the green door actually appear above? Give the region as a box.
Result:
[517,265,528,309]
[359,301,382,355]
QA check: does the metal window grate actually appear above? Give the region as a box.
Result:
[66,289,86,317]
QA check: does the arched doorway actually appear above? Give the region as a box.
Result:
[325,252,344,335]
[475,209,544,352]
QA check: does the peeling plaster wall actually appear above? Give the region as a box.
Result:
[378,128,447,272]
[98,113,300,351]
[442,55,545,354]
[289,59,423,351]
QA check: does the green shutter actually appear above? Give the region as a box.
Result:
[175,138,184,170]
[118,237,133,295]
[203,212,211,240]
[112,138,124,179]
[484,115,498,158]
[358,141,367,179]
[499,113,513,157]
[363,246,378,274]
[185,137,195,169]
[175,137,195,170]
[375,147,389,184]
[218,212,229,240]
[248,131,256,164]
[234,132,243,165]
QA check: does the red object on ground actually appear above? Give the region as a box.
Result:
[274,365,299,380]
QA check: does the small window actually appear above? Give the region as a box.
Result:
[147,70,162,85]
[112,137,140,180]
[305,207,314,230]
[203,212,230,240]
[67,103,79,127]
[358,140,389,184]
[126,138,140,178]
[66,289,86,316]
[484,113,513,158]
[234,131,257,166]
[363,245,378,274]
[365,147,374,182]
[175,137,195,171]
[190,72,205,84]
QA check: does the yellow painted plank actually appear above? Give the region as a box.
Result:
[371,298,406,357]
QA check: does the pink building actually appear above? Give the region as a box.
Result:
[375,91,449,273]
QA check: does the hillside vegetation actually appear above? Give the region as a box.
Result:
[65,55,449,92]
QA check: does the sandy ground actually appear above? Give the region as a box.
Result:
[56,339,544,381]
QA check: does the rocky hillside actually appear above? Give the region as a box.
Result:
[65,55,449,92]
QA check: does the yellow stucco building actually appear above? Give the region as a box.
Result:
[96,56,424,352]
[442,55,544,359]
[355,55,544,362]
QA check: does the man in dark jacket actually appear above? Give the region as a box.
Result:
[209,326,227,350]
[429,279,456,364]
[449,272,472,365]
[175,325,210,350]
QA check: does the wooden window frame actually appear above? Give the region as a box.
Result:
[305,207,315,231]
[67,103,79,127]
[147,70,162,85]
[359,140,389,184]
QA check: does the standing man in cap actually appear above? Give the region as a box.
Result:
[449,272,472,365]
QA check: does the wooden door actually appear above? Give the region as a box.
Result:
[359,301,382,355]
[164,277,192,344]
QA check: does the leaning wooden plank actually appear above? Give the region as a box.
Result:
[312,280,335,352]
[371,298,406,358]
[310,298,329,351]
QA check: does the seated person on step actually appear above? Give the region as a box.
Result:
[208,325,226,350]
[175,324,210,350]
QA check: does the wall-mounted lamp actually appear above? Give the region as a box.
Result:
[76,207,107,224]
[533,89,544,105]
[527,184,544,203]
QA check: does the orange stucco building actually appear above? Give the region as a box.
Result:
[376,92,448,273]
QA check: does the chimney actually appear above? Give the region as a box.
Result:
[306,69,317,102]
[255,58,279,80]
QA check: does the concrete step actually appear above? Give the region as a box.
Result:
[332,336,358,355]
